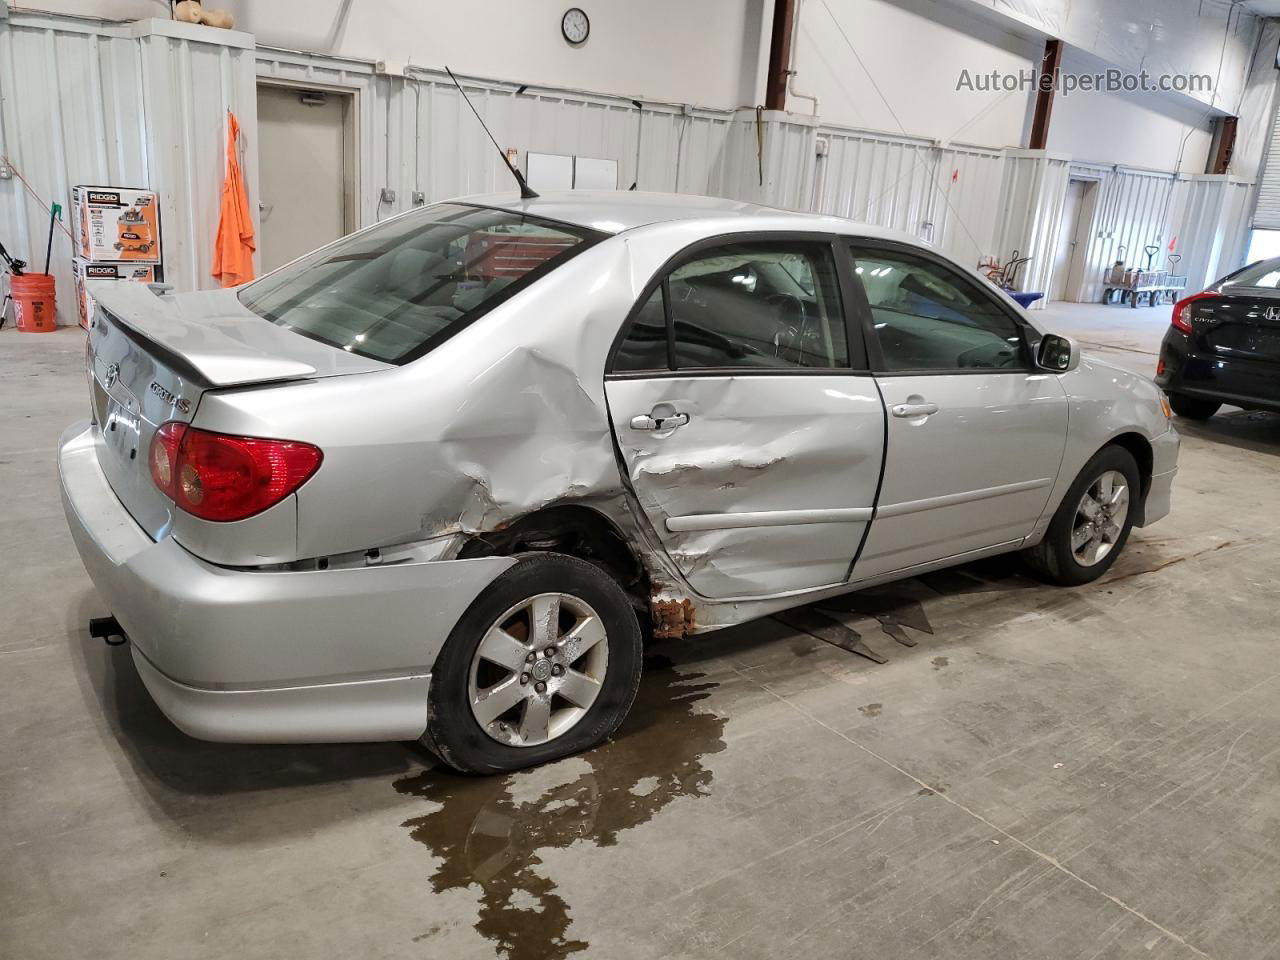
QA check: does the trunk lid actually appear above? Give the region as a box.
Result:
[87,283,386,539]
[1196,292,1280,363]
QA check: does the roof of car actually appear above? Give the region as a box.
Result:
[454,190,918,243]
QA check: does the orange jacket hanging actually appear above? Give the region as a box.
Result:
[211,111,256,287]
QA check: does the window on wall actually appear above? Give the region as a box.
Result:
[1245,229,1280,266]
[613,241,848,372]
[851,248,1026,372]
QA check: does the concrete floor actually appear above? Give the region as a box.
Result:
[4,300,1280,960]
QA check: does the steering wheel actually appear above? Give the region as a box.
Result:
[956,340,1018,369]
[765,293,812,361]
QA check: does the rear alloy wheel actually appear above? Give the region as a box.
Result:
[466,593,610,748]
[1022,445,1140,586]
[422,553,643,774]
[1167,393,1221,420]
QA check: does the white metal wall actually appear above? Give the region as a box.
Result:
[0,12,257,325]
[993,151,1072,306]
[0,10,1260,331]
[0,13,145,325]
[254,50,741,229]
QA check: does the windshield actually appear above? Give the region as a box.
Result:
[239,203,602,364]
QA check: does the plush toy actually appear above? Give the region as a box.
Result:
[174,0,235,30]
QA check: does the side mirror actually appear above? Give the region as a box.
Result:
[1037,333,1079,373]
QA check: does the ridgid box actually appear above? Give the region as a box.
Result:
[71,185,162,264]
[72,259,163,329]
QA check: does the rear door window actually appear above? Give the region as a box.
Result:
[239,203,601,364]
[613,240,849,372]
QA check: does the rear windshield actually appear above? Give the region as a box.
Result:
[239,203,601,364]
[1221,258,1280,290]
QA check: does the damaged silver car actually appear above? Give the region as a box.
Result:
[60,192,1179,773]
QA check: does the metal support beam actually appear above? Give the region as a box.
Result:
[1028,38,1062,151]
[764,0,797,111]
[1210,116,1238,175]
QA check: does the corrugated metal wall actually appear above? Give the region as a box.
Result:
[0,10,1260,328]
[809,127,1005,271]
[993,151,1072,305]
[0,12,257,325]
[0,13,144,325]
[255,51,740,228]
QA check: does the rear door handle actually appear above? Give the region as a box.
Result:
[891,402,939,418]
[630,412,690,431]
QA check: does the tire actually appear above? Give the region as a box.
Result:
[1022,445,1141,586]
[1167,393,1221,420]
[421,552,643,774]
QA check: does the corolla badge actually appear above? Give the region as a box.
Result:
[103,362,120,389]
[149,381,191,414]
[1265,306,1280,322]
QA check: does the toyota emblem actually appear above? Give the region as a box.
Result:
[103,362,120,389]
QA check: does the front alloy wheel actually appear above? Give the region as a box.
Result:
[1022,445,1141,586]
[1070,470,1130,567]
[468,593,609,747]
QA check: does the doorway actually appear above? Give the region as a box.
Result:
[256,84,357,273]
[1050,178,1098,302]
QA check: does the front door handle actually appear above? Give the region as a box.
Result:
[891,401,939,418]
[630,411,690,431]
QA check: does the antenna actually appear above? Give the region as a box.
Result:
[445,66,539,200]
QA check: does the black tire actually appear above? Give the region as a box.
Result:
[1022,445,1141,586]
[421,553,643,774]
[1167,393,1221,420]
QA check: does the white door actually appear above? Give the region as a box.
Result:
[1050,179,1085,301]
[605,238,885,600]
[257,85,351,272]
[847,243,1069,579]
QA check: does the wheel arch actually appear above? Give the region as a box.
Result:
[455,504,650,608]
[1104,431,1153,522]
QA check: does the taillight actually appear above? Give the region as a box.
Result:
[1171,292,1216,334]
[148,424,322,522]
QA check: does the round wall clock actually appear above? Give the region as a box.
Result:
[562,7,590,45]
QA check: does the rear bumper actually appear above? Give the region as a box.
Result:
[1156,331,1280,413]
[59,421,515,743]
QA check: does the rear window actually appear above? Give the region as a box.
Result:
[239,203,601,364]
[1221,258,1280,290]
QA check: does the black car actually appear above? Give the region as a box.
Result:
[1156,257,1280,419]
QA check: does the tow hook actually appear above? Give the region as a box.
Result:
[89,616,128,646]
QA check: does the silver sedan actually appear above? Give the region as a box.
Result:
[60,192,1179,772]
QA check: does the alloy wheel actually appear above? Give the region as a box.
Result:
[467,592,609,747]
[1071,469,1130,566]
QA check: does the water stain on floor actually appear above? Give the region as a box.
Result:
[392,653,726,960]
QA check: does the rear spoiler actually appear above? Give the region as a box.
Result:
[90,281,318,388]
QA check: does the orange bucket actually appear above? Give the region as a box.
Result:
[11,273,58,333]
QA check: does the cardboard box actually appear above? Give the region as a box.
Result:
[73,259,163,329]
[71,185,162,264]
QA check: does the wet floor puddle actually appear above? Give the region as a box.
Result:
[393,654,726,959]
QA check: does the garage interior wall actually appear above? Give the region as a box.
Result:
[0,8,258,322]
[0,1,1273,326]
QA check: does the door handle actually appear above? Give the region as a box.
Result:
[891,402,939,418]
[630,412,690,431]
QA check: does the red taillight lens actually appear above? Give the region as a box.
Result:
[149,422,186,497]
[1171,292,1216,334]
[148,424,322,522]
